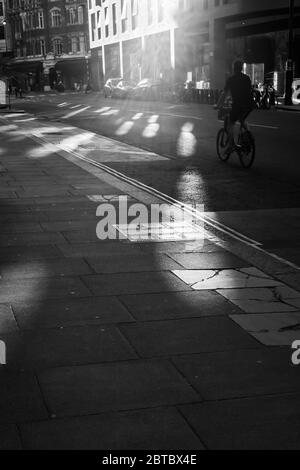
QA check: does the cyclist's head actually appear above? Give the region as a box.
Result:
[233,60,244,74]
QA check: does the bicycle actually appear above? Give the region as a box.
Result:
[216,106,256,169]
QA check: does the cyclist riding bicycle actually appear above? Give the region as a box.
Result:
[217,60,254,154]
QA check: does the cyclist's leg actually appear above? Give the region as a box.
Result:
[225,109,237,151]
[239,108,252,131]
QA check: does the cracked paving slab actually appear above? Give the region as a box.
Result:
[230,312,300,346]
[217,286,300,313]
[172,267,283,291]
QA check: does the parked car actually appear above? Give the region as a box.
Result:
[113,79,135,99]
[103,78,122,98]
[131,78,163,101]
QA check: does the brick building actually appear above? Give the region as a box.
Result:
[0,0,8,55]
[4,0,90,90]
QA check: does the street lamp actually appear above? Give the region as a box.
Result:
[285,0,295,106]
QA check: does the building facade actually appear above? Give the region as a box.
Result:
[0,0,9,56]
[88,0,300,92]
[207,0,300,90]
[4,0,90,90]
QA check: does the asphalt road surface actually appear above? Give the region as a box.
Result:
[11,93,300,266]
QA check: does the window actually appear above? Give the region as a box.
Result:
[131,0,138,30]
[112,3,117,35]
[53,38,63,55]
[71,36,80,53]
[51,9,61,27]
[104,6,109,37]
[39,38,46,55]
[121,0,128,33]
[79,34,86,53]
[78,6,84,24]
[91,12,95,41]
[147,0,153,25]
[67,8,77,25]
[97,11,101,39]
[37,11,44,29]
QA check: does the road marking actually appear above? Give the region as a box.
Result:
[249,123,279,129]
[128,109,203,121]
[69,105,83,109]
[61,106,91,119]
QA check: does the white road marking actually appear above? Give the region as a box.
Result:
[128,109,203,121]
[61,106,91,119]
[249,123,279,129]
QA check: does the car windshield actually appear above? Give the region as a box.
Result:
[118,81,129,87]
[137,79,151,87]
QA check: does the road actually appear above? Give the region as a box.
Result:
[9,92,300,266]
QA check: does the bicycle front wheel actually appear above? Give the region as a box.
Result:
[239,130,256,169]
[216,129,230,162]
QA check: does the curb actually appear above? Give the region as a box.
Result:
[277,105,300,112]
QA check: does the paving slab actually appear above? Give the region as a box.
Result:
[0,222,43,233]
[58,242,142,258]
[173,348,300,400]
[1,212,50,223]
[120,317,259,357]
[276,273,300,291]
[0,232,66,247]
[62,230,116,244]
[180,394,300,450]
[0,258,92,280]
[2,325,136,371]
[231,312,300,346]
[12,297,133,329]
[86,253,182,274]
[138,240,222,254]
[173,267,283,290]
[217,286,300,313]
[41,220,97,232]
[44,210,98,222]
[168,252,250,269]
[20,407,204,450]
[0,245,62,262]
[0,304,18,332]
[0,371,48,424]
[30,201,97,212]
[82,272,192,296]
[0,425,22,450]
[38,360,199,417]
[0,277,91,302]
[120,291,242,321]
[0,191,18,199]
[16,189,72,198]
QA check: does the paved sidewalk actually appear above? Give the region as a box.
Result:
[0,117,300,450]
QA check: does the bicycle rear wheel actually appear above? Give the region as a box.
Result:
[238,130,256,168]
[216,128,230,162]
